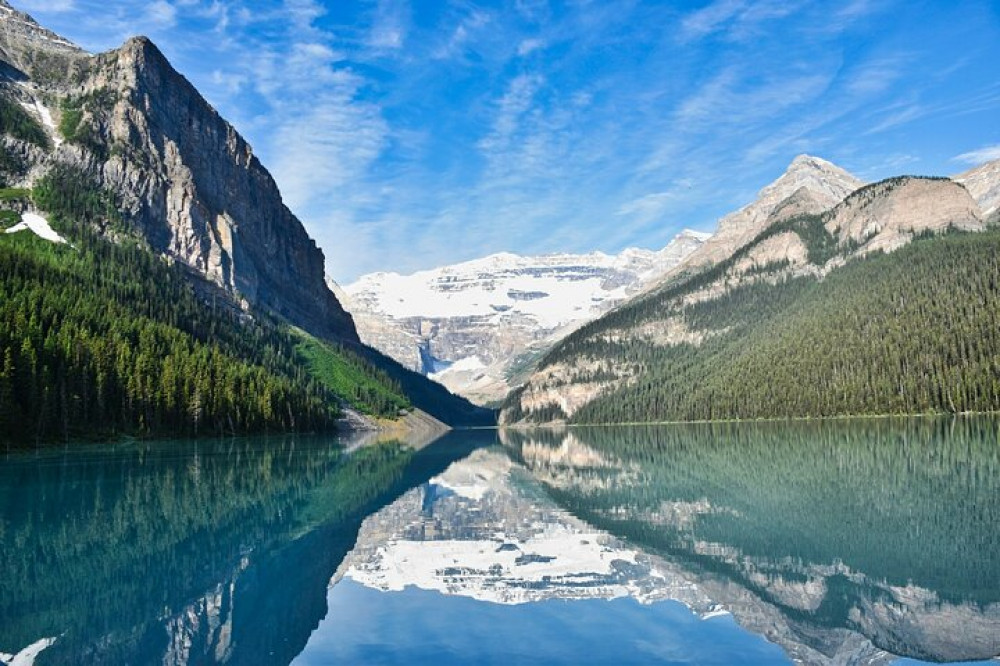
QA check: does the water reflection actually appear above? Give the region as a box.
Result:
[0,430,492,664]
[501,418,1000,663]
[1,418,998,665]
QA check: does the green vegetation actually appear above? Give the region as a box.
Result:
[509,227,1000,423]
[294,329,410,417]
[0,436,416,661]
[57,102,82,140]
[0,187,31,201]
[0,223,340,442]
[0,167,448,444]
[505,417,1000,608]
[0,95,50,149]
[58,91,113,159]
[32,164,124,232]
[356,344,496,427]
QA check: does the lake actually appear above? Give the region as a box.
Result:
[1,418,998,665]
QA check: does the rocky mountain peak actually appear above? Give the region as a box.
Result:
[663,155,863,272]
[754,154,863,217]
[0,2,86,82]
[0,1,82,51]
[0,10,358,342]
[954,157,1000,219]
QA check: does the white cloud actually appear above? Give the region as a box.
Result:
[616,191,675,218]
[679,0,806,42]
[433,10,490,60]
[953,144,1000,166]
[680,0,747,40]
[368,0,408,50]
[517,38,544,56]
[18,0,75,10]
[477,73,545,157]
[863,104,923,135]
[146,0,177,28]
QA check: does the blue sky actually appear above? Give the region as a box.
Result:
[16,0,1000,281]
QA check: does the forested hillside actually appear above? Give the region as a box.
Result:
[505,227,1000,424]
[0,170,417,444]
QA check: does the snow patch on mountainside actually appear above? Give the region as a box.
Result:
[340,230,708,403]
[0,636,58,666]
[349,233,707,329]
[4,212,67,244]
[18,96,61,148]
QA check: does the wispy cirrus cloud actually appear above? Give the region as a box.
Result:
[15,0,1000,280]
[953,144,1000,165]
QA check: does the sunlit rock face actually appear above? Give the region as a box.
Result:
[336,230,708,404]
[669,155,863,273]
[503,156,990,426]
[955,156,1000,219]
[0,2,356,341]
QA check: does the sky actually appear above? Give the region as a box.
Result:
[15,0,1000,282]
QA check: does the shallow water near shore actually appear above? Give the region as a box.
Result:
[1,417,998,665]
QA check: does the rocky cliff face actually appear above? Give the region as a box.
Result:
[955,157,1000,219]
[825,177,982,254]
[339,230,708,404]
[672,154,863,273]
[0,3,357,342]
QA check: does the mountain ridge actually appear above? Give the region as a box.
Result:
[339,229,708,404]
[0,3,492,433]
[0,7,357,342]
[502,156,993,425]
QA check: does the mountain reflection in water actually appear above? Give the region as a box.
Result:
[1,418,998,665]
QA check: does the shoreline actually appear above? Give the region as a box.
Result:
[497,409,1000,430]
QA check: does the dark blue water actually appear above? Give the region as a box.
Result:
[1,418,998,665]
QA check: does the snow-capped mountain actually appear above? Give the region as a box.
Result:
[334,447,721,608]
[334,229,709,404]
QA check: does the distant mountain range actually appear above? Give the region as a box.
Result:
[502,153,1000,424]
[334,230,708,404]
[3,0,999,434]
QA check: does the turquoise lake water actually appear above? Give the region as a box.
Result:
[1,418,998,664]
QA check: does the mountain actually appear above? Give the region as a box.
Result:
[498,423,1000,664]
[338,230,708,405]
[502,156,992,425]
[955,156,1000,222]
[670,154,863,272]
[0,2,490,439]
[0,5,354,341]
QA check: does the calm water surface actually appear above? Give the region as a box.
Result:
[1,418,998,665]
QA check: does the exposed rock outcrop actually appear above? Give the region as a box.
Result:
[826,177,982,254]
[340,230,708,404]
[672,154,863,273]
[503,157,990,425]
[0,5,357,342]
[955,157,1000,218]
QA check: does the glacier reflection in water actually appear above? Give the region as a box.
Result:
[1,418,998,665]
[302,417,1000,666]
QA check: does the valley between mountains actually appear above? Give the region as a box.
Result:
[1,1,1000,444]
